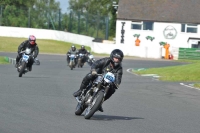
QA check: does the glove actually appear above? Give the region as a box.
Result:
[91,69,97,75]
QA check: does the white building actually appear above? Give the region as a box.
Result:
[115,0,200,58]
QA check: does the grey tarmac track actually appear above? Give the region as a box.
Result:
[0,52,200,133]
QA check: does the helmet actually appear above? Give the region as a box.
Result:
[71,45,76,51]
[81,45,85,50]
[29,35,36,45]
[110,49,124,67]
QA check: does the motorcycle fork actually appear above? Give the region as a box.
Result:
[90,82,103,103]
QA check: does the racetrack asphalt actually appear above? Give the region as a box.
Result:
[0,52,200,133]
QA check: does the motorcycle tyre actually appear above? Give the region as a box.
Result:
[19,62,26,77]
[84,91,104,119]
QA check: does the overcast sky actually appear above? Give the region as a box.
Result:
[55,0,69,12]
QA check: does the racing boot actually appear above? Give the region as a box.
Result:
[73,83,87,97]
[29,65,32,71]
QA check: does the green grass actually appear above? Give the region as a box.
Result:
[0,56,9,64]
[194,83,200,88]
[134,59,200,82]
[0,36,91,54]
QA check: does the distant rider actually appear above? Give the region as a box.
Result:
[78,45,89,64]
[15,35,39,71]
[73,49,124,112]
[66,45,78,66]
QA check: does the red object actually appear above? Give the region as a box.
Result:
[169,54,174,60]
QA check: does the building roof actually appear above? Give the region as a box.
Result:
[117,0,200,24]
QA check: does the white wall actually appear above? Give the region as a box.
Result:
[91,42,162,58]
[0,26,94,47]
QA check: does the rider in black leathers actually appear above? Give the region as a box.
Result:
[78,45,89,64]
[15,35,39,71]
[73,49,124,112]
[67,45,78,66]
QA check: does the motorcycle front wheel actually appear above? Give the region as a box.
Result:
[84,91,104,119]
[19,61,26,77]
[69,61,73,70]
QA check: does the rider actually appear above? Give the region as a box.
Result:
[15,35,39,71]
[73,49,124,112]
[78,45,89,63]
[66,45,78,66]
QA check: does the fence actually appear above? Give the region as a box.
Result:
[178,48,200,60]
[0,5,109,39]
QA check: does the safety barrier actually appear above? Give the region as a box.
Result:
[178,48,200,60]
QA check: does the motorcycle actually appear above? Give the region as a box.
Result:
[77,53,85,68]
[68,54,77,70]
[74,71,118,119]
[33,58,40,65]
[17,48,33,77]
[87,54,95,66]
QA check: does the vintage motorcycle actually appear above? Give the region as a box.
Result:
[77,53,86,68]
[68,54,77,70]
[74,71,118,119]
[87,54,95,66]
[17,48,33,77]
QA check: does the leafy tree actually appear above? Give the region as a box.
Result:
[68,0,119,38]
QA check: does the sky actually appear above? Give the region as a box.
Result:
[55,0,69,13]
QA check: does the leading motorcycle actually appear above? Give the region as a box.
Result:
[17,48,33,77]
[74,71,118,119]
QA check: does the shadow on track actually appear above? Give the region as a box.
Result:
[90,114,144,121]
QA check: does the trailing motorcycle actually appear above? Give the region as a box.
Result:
[17,48,33,77]
[87,54,95,66]
[74,71,118,119]
[77,53,86,68]
[68,54,77,70]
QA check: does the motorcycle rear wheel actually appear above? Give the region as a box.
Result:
[84,91,104,119]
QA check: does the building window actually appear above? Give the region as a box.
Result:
[181,24,198,33]
[131,21,154,30]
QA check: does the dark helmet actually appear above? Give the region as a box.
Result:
[29,35,36,45]
[71,45,76,51]
[81,45,85,50]
[110,49,124,67]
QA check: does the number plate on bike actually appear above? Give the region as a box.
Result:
[104,72,115,83]
[22,55,29,61]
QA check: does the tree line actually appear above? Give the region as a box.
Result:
[0,0,118,39]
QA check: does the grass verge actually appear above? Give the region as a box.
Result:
[0,36,90,54]
[0,56,9,64]
[134,59,200,83]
